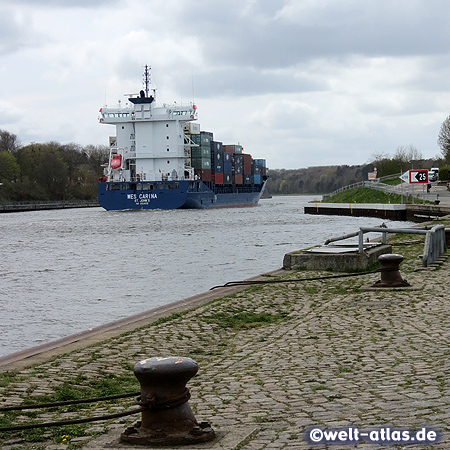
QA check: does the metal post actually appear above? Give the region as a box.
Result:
[121,357,215,446]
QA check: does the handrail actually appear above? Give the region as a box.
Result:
[325,225,447,267]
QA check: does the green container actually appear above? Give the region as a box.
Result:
[191,157,211,169]
[191,145,211,159]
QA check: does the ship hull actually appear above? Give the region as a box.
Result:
[98,180,265,211]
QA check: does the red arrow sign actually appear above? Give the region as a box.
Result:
[409,170,428,184]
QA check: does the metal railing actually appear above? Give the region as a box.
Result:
[423,225,446,266]
[325,225,447,267]
[358,225,446,267]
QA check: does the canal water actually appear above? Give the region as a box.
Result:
[0,196,413,357]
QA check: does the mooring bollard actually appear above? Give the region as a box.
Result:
[121,356,215,446]
[372,253,410,288]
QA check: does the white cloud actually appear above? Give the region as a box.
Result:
[0,0,450,168]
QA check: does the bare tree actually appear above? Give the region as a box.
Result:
[438,115,450,164]
[0,129,20,153]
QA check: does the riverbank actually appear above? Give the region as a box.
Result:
[0,200,99,213]
[1,217,449,449]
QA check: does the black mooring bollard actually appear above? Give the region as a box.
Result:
[120,356,215,446]
[372,253,410,288]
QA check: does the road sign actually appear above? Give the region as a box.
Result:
[399,170,428,184]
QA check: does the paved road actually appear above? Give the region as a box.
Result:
[394,182,450,205]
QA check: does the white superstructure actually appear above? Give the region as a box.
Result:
[99,66,198,183]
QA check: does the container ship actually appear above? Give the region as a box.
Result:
[98,67,268,210]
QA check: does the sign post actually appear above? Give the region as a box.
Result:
[399,170,428,204]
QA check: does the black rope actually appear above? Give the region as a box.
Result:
[0,406,147,432]
[0,391,141,412]
[136,388,191,410]
[210,269,380,290]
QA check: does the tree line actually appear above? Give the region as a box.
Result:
[265,144,444,195]
[0,130,108,202]
[2,114,450,200]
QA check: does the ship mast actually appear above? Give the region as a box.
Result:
[143,64,151,98]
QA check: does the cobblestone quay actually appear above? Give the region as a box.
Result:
[1,219,449,449]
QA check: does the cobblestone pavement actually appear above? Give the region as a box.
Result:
[1,228,449,449]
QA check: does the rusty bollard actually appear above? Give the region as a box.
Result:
[372,253,411,288]
[120,356,215,446]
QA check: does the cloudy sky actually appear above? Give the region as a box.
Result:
[1,0,450,169]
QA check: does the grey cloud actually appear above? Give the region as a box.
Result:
[176,0,450,68]
[0,11,48,55]
[5,0,120,7]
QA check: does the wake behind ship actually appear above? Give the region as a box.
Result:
[98,67,268,210]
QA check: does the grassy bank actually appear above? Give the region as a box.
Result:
[324,187,429,204]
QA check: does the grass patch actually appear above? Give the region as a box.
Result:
[203,310,289,329]
[0,371,19,387]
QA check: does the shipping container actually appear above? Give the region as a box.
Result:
[194,168,212,182]
[192,132,212,146]
[213,172,224,185]
[191,157,211,170]
[253,159,266,167]
[253,165,262,175]
[244,174,253,185]
[183,122,200,134]
[224,173,232,184]
[190,134,202,145]
[191,146,211,159]
[234,174,243,185]
[224,144,242,154]
[224,152,232,164]
[234,164,243,175]
[233,155,243,166]
[201,131,214,139]
[253,174,262,184]
[210,141,223,153]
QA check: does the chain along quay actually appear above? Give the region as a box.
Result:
[1,210,450,448]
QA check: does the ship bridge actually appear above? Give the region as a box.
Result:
[99,103,197,124]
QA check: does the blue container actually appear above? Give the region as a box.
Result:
[233,155,243,165]
[253,174,262,184]
[211,141,223,152]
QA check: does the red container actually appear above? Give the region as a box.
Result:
[195,169,212,181]
[223,145,233,154]
[242,154,252,174]
[234,174,243,185]
[213,173,224,185]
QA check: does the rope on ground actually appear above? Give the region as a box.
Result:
[210,269,380,290]
[0,391,141,412]
[0,406,147,432]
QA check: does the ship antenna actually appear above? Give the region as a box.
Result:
[143,64,151,98]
